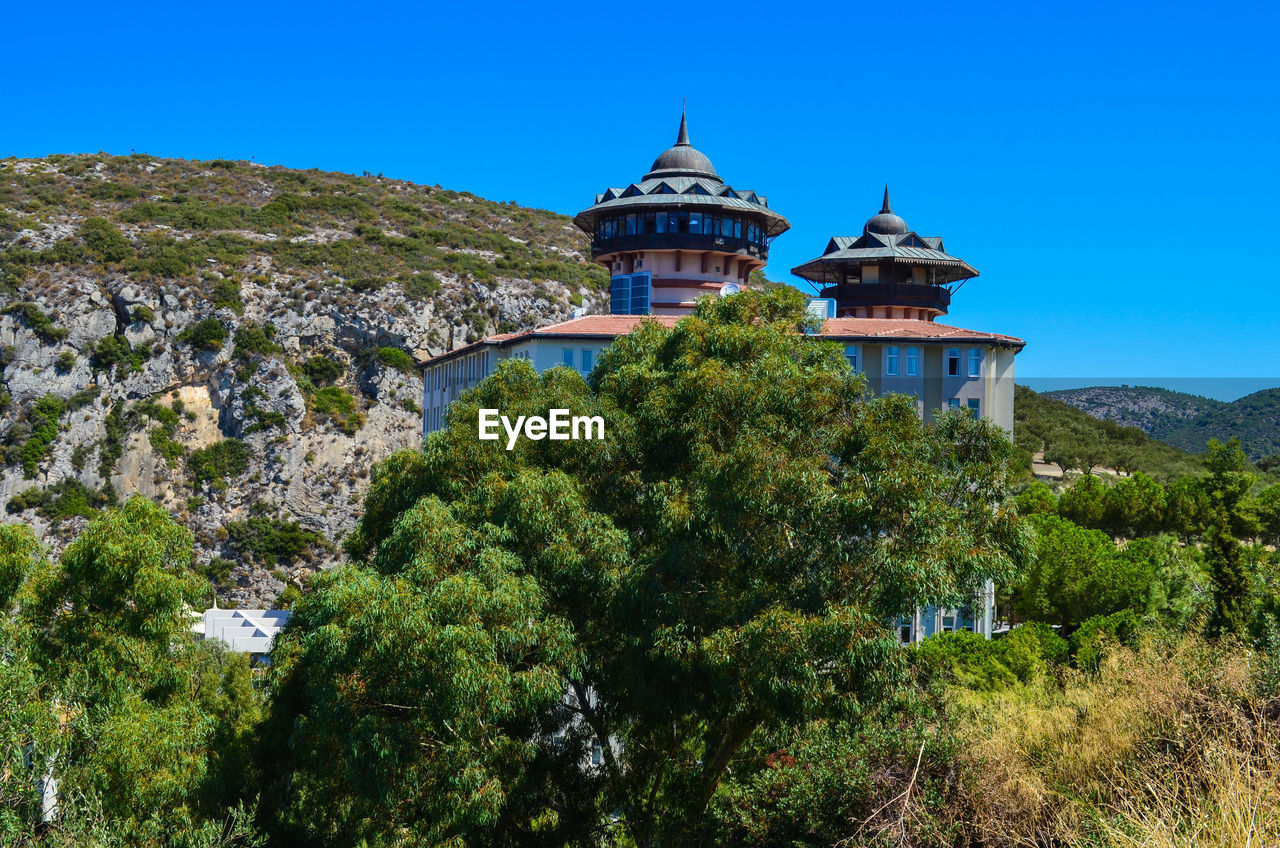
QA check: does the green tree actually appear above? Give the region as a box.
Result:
[1013,481,1057,516]
[1103,472,1167,537]
[263,288,1028,847]
[15,497,263,844]
[1205,509,1250,638]
[1165,476,1209,541]
[1013,514,1116,629]
[1058,472,1108,529]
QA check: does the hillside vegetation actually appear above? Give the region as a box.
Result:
[1048,384,1280,462]
[1014,385,1207,481]
[0,153,607,604]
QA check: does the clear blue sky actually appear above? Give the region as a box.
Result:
[6,0,1278,391]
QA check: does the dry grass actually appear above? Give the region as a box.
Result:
[949,635,1279,847]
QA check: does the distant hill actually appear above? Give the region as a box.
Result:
[1015,385,1204,482]
[1045,385,1280,461]
[1044,386,1225,437]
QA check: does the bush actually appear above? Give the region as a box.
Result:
[131,304,155,323]
[178,318,227,352]
[1071,609,1145,672]
[55,350,76,372]
[233,323,282,359]
[187,439,252,488]
[5,302,68,343]
[211,278,243,313]
[226,516,319,566]
[5,478,116,520]
[376,346,417,375]
[18,394,63,478]
[311,385,364,436]
[301,355,343,386]
[201,556,236,586]
[90,334,147,373]
[80,216,133,262]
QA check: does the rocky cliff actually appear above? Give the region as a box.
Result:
[0,154,608,606]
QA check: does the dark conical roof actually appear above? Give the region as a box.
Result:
[644,111,719,181]
[864,186,908,236]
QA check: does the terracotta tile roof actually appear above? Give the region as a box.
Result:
[422,314,1022,367]
[818,317,1025,348]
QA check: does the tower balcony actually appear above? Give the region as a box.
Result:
[820,282,951,315]
[591,232,767,261]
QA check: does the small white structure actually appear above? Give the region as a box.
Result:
[194,608,290,656]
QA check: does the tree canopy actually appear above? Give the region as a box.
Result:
[263,287,1029,847]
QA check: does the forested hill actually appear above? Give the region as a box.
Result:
[1014,385,1206,481]
[1047,384,1280,462]
[0,153,609,605]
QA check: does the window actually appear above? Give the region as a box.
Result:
[581,349,593,372]
[947,348,961,376]
[844,344,858,371]
[948,398,961,410]
[969,348,982,377]
[625,214,637,236]
[906,346,919,376]
[562,348,574,367]
[885,346,899,376]
[967,398,981,418]
[942,613,956,633]
[689,212,703,233]
[591,742,603,766]
[899,625,912,644]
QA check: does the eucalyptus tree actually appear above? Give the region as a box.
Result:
[265,287,1028,847]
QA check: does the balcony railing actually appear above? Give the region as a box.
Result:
[821,282,951,313]
[592,232,766,259]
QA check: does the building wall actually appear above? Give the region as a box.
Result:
[425,338,1017,438]
[422,339,607,435]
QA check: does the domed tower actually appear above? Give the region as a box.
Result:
[791,188,977,321]
[574,112,790,315]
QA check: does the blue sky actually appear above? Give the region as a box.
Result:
[6,0,1278,393]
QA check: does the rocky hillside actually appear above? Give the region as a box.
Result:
[0,153,608,606]
[1044,386,1224,436]
[1046,385,1280,461]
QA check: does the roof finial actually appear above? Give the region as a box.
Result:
[676,103,690,147]
[881,184,892,214]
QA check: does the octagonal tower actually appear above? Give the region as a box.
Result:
[573,112,790,316]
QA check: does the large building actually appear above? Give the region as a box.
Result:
[418,115,1025,641]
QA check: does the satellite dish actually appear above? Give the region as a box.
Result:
[719,283,741,298]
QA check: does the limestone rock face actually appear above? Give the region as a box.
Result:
[0,154,607,607]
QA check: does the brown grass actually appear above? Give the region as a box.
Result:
[949,636,1280,847]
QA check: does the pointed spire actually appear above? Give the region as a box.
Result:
[881,185,892,213]
[675,107,690,147]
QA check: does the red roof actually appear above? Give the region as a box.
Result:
[422,314,1023,367]
[819,317,1024,347]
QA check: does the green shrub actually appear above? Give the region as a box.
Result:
[80,216,133,262]
[5,302,68,343]
[135,400,185,462]
[55,350,76,372]
[376,346,417,375]
[211,278,243,313]
[98,402,125,478]
[226,515,319,566]
[233,323,282,359]
[90,334,147,373]
[18,394,64,478]
[201,556,236,586]
[403,272,440,300]
[131,304,155,323]
[301,355,343,386]
[178,318,227,352]
[187,439,252,488]
[5,478,116,520]
[311,386,364,436]
[1071,609,1146,672]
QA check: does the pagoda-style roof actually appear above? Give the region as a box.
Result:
[791,189,977,285]
[574,113,790,238]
